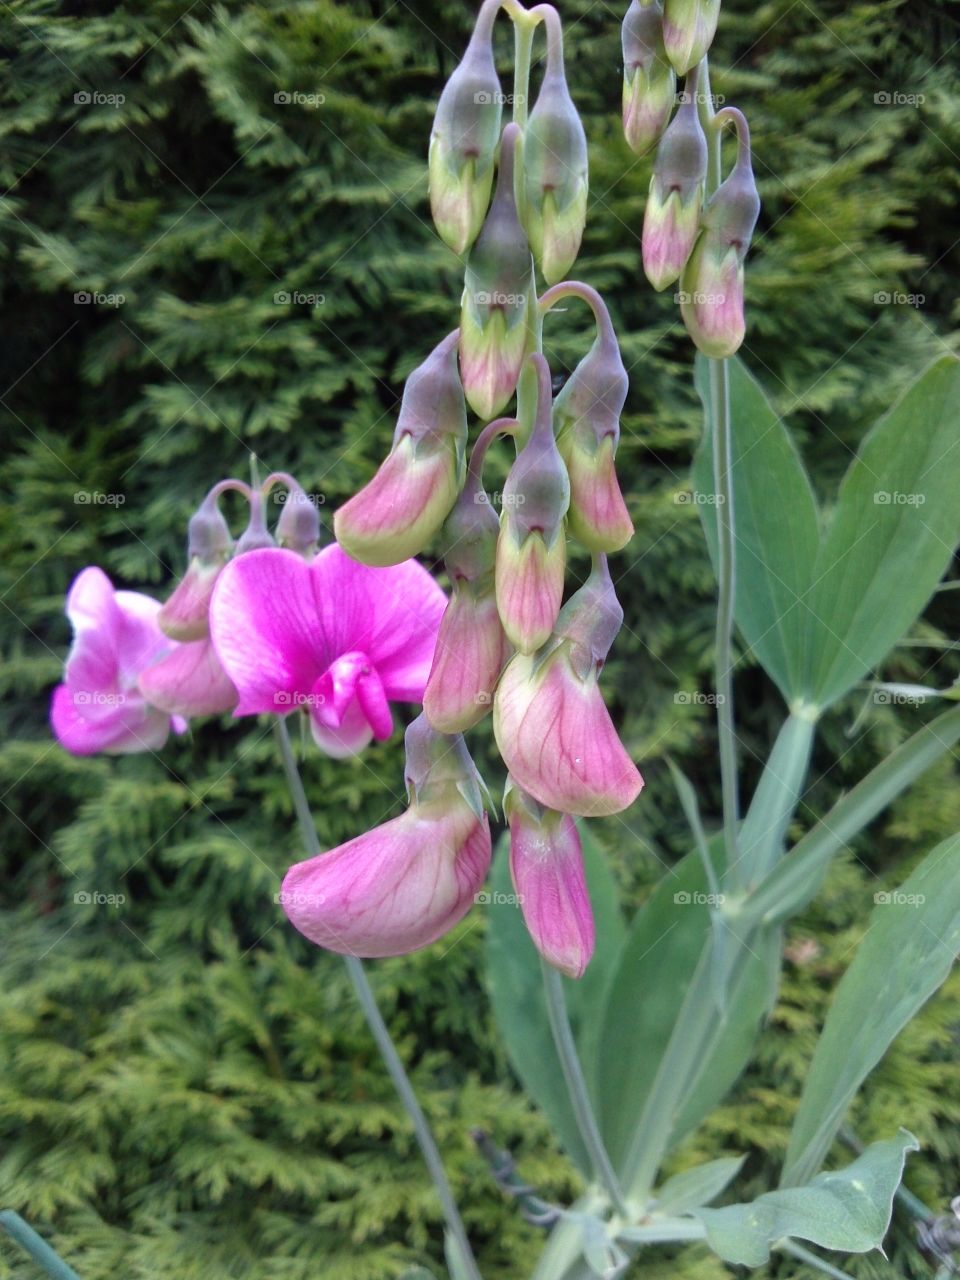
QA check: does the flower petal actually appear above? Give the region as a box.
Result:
[138,640,238,718]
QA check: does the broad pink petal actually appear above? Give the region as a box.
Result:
[494,651,643,817]
[138,640,238,718]
[209,548,328,715]
[280,802,491,956]
[309,544,447,699]
[51,682,172,755]
[510,811,595,978]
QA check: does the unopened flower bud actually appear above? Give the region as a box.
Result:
[281,716,491,958]
[460,124,536,419]
[423,475,509,733]
[680,112,760,358]
[521,13,588,284]
[549,294,633,554]
[494,557,643,816]
[504,781,594,978]
[641,75,707,291]
[335,331,467,567]
[428,1,503,255]
[621,0,676,155]
[663,0,720,75]
[495,356,570,654]
[159,485,238,641]
[235,491,276,554]
[276,481,320,555]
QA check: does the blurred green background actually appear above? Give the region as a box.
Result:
[2,0,960,1276]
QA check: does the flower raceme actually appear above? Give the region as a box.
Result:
[51,567,185,755]
[209,544,446,758]
[280,715,492,957]
[494,556,643,817]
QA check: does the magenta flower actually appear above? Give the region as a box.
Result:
[209,545,447,757]
[281,715,492,957]
[505,782,595,978]
[50,566,183,755]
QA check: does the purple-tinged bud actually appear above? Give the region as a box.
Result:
[621,0,677,155]
[495,355,570,654]
[663,0,720,75]
[423,472,509,733]
[521,12,588,285]
[276,480,321,556]
[335,331,467,566]
[494,557,643,816]
[546,288,634,553]
[504,780,595,978]
[281,716,492,957]
[641,75,707,291]
[460,124,536,420]
[159,485,238,641]
[235,491,276,554]
[680,111,760,358]
[428,1,503,255]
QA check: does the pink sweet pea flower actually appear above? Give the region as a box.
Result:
[209,544,447,757]
[280,715,492,956]
[50,566,183,755]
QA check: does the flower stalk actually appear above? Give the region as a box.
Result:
[273,718,483,1280]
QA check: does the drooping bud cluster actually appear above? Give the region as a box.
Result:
[629,0,760,361]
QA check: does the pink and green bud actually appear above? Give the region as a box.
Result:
[663,0,720,75]
[159,487,235,641]
[423,472,508,733]
[641,74,707,290]
[275,479,321,556]
[621,0,676,155]
[548,289,633,553]
[505,781,595,979]
[281,716,491,957]
[335,331,467,567]
[495,355,570,654]
[460,124,536,420]
[521,12,588,285]
[493,557,643,816]
[428,1,503,254]
[680,110,760,358]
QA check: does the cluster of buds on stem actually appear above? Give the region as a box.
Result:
[626,0,760,358]
[304,1,643,975]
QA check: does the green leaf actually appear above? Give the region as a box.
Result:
[748,705,960,925]
[485,825,626,1174]
[653,1156,746,1215]
[802,357,960,708]
[782,833,960,1187]
[692,355,820,701]
[695,1130,918,1267]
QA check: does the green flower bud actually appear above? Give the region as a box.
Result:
[663,0,720,76]
[621,0,676,155]
[461,124,537,419]
[428,2,503,255]
[522,12,588,284]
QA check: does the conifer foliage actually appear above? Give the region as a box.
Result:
[1,0,959,1276]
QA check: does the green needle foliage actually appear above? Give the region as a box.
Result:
[1,0,958,1276]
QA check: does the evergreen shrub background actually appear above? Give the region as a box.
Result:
[1,0,959,1275]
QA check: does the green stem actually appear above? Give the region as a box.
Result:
[699,56,740,881]
[508,3,539,128]
[777,1240,857,1280]
[0,1212,81,1280]
[273,720,482,1280]
[540,960,629,1217]
[736,710,817,888]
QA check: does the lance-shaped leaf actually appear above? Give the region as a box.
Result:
[782,833,960,1188]
[692,356,819,703]
[694,1130,918,1267]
